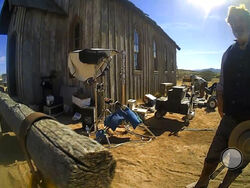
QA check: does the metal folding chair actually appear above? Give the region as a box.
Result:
[95,101,155,148]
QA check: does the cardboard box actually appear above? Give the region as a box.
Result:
[73,105,96,130]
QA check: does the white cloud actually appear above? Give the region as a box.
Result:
[181,50,224,55]
[0,56,6,63]
[161,22,198,30]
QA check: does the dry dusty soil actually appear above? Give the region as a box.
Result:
[0,108,249,188]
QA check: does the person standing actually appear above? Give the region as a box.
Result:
[189,4,250,188]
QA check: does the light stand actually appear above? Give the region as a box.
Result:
[87,56,114,132]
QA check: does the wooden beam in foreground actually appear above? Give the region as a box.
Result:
[0,92,116,188]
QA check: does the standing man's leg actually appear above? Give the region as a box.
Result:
[194,116,237,188]
[218,161,249,188]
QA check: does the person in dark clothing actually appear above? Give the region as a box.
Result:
[189,4,250,188]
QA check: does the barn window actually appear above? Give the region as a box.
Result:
[153,40,157,70]
[170,53,175,71]
[74,22,80,49]
[134,30,140,70]
[74,23,80,49]
[70,16,82,50]
[165,48,168,71]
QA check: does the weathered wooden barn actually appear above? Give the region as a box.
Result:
[0,0,180,107]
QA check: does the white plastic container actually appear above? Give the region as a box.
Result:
[46,95,54,106]
[127,99,136,110]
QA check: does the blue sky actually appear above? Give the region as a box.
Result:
[129,0,250,69]
[0,0,6,74]
[0,0,249,71]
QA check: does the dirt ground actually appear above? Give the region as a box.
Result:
[0,108,249,188]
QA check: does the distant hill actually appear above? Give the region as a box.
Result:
[177,68,220,81]
[193,68,220,73]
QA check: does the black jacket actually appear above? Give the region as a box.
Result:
[223,42,250,118]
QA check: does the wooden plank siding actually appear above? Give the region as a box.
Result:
[5,0,178,106]
[7,7,26,100]
[128,7,134,100]
[7,6,70,104]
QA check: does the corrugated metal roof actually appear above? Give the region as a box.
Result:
[0,0,67,34]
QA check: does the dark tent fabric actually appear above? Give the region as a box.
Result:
[76,49,118,64]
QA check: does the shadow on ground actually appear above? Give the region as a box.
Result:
[205,108,216,113]
[144,117,185,136]
[96,116,186,145]
[97,135,130,145]
[0,134,25,165]
[107,136,130,144]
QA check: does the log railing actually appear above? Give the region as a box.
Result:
[0,92,116,188]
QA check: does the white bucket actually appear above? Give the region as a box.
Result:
[127,99,136,110]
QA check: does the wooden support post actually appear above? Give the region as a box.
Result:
[121,51,126,105]
[0,92,116,188]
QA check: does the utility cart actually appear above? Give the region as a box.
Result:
[154,85,195,125]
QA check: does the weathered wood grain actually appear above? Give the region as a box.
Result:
[0,92,116,188]
[93,0,101,48]
[5,0,178,107]
[109,0,115,100]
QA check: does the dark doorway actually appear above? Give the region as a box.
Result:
[7,33,17,97]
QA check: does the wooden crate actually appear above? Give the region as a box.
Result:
[43,104,64,117]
